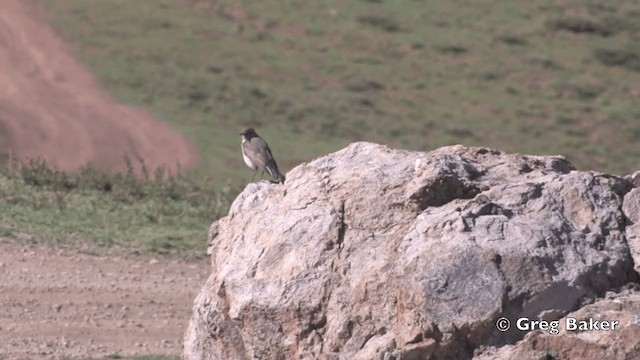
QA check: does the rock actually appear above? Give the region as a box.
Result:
[184,143,638,360]
[623,187,640,274]
[625,170,640,188]
[475,287,640,360]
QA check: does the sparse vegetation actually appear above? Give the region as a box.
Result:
[554,81,605,100]
[494,33,528,46]
[594,46,640,72]
[357,14,404,33]
[32,0,640,177]
[0,157,238,258]
[546,16,614,36]
[9,0,640,255]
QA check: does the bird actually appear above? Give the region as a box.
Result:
[240,127,285,184]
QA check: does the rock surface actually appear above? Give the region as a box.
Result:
[623,187,640,274]
[185,142,639,359]
[475,286,640,360]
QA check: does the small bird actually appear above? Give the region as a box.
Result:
[240,127,285,184]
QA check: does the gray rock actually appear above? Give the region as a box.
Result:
[184,143,638,360]
[625,170,640,188]
[474,286,640,360]
[623,187,640,274]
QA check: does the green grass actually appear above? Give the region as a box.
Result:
[0,158,237,258]
[33,0,640,177]
[10,0,640,254]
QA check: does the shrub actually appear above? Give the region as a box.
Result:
[357,15,403,33]
[547,16,615,36]
[594,47,640,72]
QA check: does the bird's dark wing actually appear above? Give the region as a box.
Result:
[248,138,270,169]
[249,137,282,181]
[260,140,283,179]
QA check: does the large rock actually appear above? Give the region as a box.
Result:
[475,287,640,360]
[623,186,640,274]
[184,143,638,360]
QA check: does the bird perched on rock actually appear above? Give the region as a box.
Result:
[240,127,285,184]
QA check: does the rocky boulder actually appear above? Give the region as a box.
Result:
[184,142,639,360]
[475,286,640,360]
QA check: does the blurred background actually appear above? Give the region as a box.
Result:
[1,0,639,256]
[36,0,640,177]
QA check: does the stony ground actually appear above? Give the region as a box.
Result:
[0,241,210,359]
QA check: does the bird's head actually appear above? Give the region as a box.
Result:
[240,127,258,139]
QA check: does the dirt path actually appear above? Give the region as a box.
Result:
[0,241,210,359]
[0,0,199,175]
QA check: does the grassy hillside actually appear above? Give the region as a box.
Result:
[35,0,640,178]
[5,0,638,254]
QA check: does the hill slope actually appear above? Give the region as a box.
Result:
[34,0,640,179]
[0,0,199,175]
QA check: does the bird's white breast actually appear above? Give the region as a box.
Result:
[241,138,257,170]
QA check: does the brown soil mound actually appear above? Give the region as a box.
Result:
[0,1,199,175]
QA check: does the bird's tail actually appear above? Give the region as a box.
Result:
[266,162,285,184]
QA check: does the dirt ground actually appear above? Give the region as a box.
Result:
[0,1,212,358]
[0,2,211,356]
[0,241,210,359]
[0,0,199,175]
